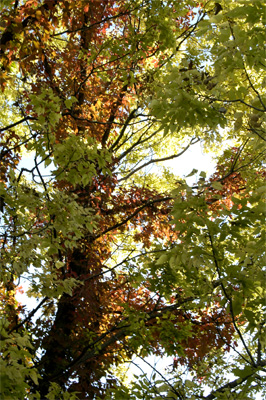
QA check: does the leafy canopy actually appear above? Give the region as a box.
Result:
[0,0,265,399]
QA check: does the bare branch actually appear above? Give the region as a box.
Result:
[0,116,35,133]
[119,138,199,182]
[117,126,162,162]
[131,353,184,400]
[110,107,139,150]
[204,370,262,400]
[8,297,49,334]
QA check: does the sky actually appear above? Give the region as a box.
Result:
[166,140,216,181]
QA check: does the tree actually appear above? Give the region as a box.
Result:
[0,0,265,399]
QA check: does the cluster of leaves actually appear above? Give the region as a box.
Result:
[0,0,265,399]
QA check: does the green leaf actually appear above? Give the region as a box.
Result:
[211,181,223,190]
[186,169,198,177]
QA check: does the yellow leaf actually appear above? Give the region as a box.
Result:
[33,41,40,50]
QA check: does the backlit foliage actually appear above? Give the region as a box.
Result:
[0,0,265,399]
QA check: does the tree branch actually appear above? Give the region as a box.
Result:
[117,125,162,162]
[93,196,172,240]
[131,353,184,400]
[110,107,139,150]
[119,138,199,182]
[102,84,128,147]
[0,116,35,133]
[199,95,265,113]
[8,297,49,334]
[207,230,256,366]
[51,5,136,38]
[204,370,259,400]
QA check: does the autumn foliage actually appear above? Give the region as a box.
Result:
[0,1,265,399]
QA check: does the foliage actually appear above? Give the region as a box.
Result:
[0,0,265,399]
